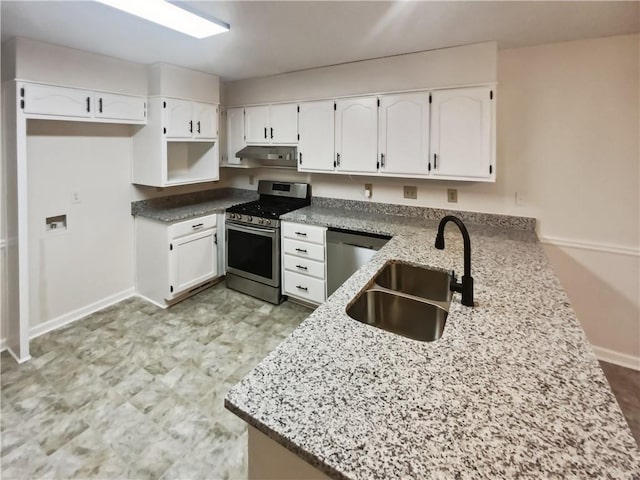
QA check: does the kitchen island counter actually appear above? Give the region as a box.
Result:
[226,203,640,479]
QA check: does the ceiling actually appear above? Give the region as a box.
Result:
[1,1,638,82]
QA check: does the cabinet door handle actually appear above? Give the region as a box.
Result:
[192,223,204,229]
[264,127,267,139]
[294,231,307,237]
[296,265,308,271]
[86,97,91,113]
[270,127,273,139]
[99,98,103,113]
[189,121,193,133]
[434,153,437,169]
[299,152,302,165]
[295,248,308,253]
[296,285,308,292]
[336,153,341,167]
[197,121,201,134]
[380,153,385,168]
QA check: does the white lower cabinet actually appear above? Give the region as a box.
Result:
[136,213,219,307]
[281,221,327,305]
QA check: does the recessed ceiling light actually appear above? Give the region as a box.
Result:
[96,0,229,39]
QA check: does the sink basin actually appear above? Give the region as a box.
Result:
[373,262,453,303]
[346,289,448,342]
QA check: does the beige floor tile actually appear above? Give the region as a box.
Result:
[0,282,312,479]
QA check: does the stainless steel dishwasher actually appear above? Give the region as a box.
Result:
[326,228,391,297]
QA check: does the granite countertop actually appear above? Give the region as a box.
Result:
[225,204,640,479]
[131,188,257,223]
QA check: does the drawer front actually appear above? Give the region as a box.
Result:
[284,270,325,304]
[283,238,325,262]
[282,222,326,245]
[283,254,325,279]
[169,214,217,239]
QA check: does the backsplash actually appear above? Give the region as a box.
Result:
[311,196,537,231]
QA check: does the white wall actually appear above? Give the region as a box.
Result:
[223,41,497,105]
[221,34,640,366]
[26,121,135,330]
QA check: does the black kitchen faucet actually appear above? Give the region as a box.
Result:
[435,215,474,307]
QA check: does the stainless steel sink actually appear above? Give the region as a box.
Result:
[346,289,447,342]
[372,262,453,303]
[346,261,453,342]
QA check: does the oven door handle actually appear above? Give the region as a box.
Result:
[226,221,278,236]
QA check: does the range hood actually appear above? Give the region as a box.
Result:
[235,145,297,168]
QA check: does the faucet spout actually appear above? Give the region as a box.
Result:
[435,215,474,307]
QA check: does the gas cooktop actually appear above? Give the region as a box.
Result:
[226,180,311,227]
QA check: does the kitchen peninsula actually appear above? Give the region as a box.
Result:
[225,200,640,479]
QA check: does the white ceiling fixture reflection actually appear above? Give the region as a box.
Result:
[95,0,229,39]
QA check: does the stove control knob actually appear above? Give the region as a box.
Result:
[247,216,253,222]
[265,219,271,226]
[258,218,264,225]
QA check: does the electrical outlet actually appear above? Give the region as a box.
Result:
[71,191,81,204]
[249,175,255,186]
[403,186,417,200]
[365,183,373,198]
[447,188,458,203]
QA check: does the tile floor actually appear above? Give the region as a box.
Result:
[1,282,639,480]
[0,282,312,479]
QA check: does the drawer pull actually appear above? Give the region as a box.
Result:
[296,265,308,270]
[294,231,307,236]
[296,285,308,292]
[192,223,204,229]
[295,248,308,254]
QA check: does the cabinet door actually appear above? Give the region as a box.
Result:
[245,105,270,144]
[269,103,298,144]
[165,98,194,139]
[94,92,146,122]
[226,108,245,164]
[430,86,494,180]
[22,83,93,118]
[168,228,217,298]
[335,97,378,174]
[378,93,430,176]
[194,102,218,139]
[298,101,335,172]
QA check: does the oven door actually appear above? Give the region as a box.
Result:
[225,221,280,287]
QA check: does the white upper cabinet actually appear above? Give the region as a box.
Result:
[194,102,218,139]
[165,98,218,140]
[245,105,270,143]
[94,92,147,122]
[430,86,494,181]
[335,97,378,174]
[269,104,298,144]
[298,100,335,172]
[23,83,92,118]
[165,98,194,138]
[225,107,245,164]
[378,92,430,177]
[245,104,298,145]
[20,82,146,124]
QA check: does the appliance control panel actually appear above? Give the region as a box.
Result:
[226,213,278,228]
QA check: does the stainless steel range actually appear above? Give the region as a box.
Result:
[225,180,311,304]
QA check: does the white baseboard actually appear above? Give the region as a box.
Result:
[28,287,136,340]
[593,345,640,371]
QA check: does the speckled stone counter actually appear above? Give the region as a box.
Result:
[131,188,257,223]
[225,204,640,479]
